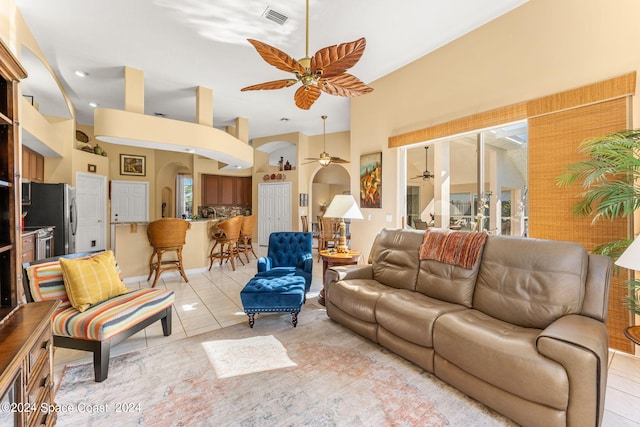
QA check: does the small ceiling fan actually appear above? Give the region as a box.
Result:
[411,146,434,180]
[304,115,348,167]
[241,0,373,110]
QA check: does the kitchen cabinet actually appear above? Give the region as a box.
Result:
[235,176,252,206]
[21,233,35,263]
[202,174,252,207]
[22,146,44,183]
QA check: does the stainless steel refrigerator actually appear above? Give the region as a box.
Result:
[23,182,77,256]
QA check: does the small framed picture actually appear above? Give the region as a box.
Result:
[120,154,146,176]
[87,164,97,173]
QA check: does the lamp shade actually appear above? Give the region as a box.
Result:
[323,195,363,219]
[615,235,640,271]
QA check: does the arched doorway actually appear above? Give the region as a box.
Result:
[309,163,350,227]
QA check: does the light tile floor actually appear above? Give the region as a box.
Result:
[54,246,640,426]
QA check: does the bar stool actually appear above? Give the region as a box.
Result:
[147,218,191,287]
[209,216,244,271]
[237,215,257,263]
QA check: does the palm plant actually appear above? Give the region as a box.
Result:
[557,129,640,316]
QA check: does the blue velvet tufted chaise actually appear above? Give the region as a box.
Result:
[256,232,313,292]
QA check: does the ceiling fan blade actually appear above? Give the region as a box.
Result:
[241,79,298,91]
[311,38,367,78]
[320,73,374,97]
[247,39,306,75]
[294,85,321,110]
[330,157,349,164]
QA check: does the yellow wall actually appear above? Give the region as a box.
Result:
[348,0,640,260]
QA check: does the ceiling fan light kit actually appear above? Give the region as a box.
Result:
[304,115,349,167]
[241,0,373,110]
[412,146,435,180]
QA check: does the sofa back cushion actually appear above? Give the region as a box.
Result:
[416,259,483,308]
[474,235,588,329]
[371,228,423,290]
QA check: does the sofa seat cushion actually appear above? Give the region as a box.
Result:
[52,289,175,341]
[327,279,392,323]
[434,309,568,410]
[376,290,466,347]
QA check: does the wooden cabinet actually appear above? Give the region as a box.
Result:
[235,177,252,206]
[0,301,59,427]
[22,147,44,183]
[219,176,234,205]
[202,174,220,206]
[21,233,34,264]
[0,38,27,316]
[202,174,252,207]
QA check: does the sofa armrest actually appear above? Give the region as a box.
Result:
[301,254,313,274]
[257,256,273,273]
[325,264,373,285]
[536,314,608,426]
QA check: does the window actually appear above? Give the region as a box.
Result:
[403,121,527,235]
[176,174,193,219]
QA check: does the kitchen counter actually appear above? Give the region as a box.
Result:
[111,218,235,278]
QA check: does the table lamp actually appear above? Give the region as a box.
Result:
[323,194,363,253]
[614,235,640,345]
[615,235,640,271]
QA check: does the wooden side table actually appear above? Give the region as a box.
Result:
[319,249,361,306]
[624,326,640,346]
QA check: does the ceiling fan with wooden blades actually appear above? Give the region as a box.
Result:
[241,0,373,110]
[304,115,348,166]
[411,146,435,180]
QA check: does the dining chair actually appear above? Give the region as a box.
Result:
[301,215,309,232]
[209,215,244,271]
[147,218,191,287]
[317,217,339,262]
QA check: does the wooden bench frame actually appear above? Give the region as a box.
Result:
[23,252,173,382]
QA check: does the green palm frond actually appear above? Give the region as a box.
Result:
[628,279,640,316]
[558,129,640,317]
[558,129,640,221]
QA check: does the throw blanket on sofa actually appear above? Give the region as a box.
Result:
[419,228,487,269]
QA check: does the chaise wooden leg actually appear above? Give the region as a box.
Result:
[94,341,111,382]
[291,312,299,327]
[161,309,172,336]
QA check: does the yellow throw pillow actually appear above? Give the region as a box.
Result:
[59,251,129,312]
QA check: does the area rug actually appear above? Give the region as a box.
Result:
[55,301,516,426]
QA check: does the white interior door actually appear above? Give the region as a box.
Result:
[258,182,291,246]
[75,172,107,252]
[111,180,149,223]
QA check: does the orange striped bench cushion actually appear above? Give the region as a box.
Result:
[52,289,175,341]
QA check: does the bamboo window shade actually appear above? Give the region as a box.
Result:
[528,98,631,352]
[388,72,637,352]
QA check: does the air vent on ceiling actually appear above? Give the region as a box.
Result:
[263,7,288,25]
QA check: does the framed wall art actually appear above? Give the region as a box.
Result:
[360,151,382,208]
[120,154,146,176]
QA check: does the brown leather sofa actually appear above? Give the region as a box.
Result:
[325,228,611,427]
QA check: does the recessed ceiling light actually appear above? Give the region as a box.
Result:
[185,148,195,153]
[234,165,242,169]
[154,112,166,117]
[88,102,98,108]
[280,117,289,122]
[75,70,89,77]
